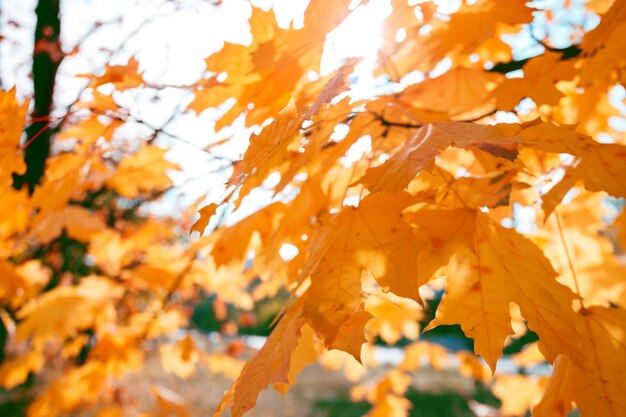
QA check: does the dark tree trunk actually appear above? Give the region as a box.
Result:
[12,0,61,193]
[2,0,61,364]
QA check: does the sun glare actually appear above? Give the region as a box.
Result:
[322,0,391,72]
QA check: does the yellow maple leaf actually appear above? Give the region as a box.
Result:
[160,335,199,379]
[400,341,450,372]
[390,0,532,74]
[57,115,122,146]
[230,100,302,203]
[79,57,143,90]
[30,205,106,244]
[0,88,28,188]
[16,277,123,349]
[0,260,50,308]
[493,374,547,416]
[579,1,626,85]
[216,300,306,417]
[492,51,577,110]
[418,210,583,372]
[542,144,626,216]
[190,203,219,235]
[89,332,144,377]
[365,294,422,345]
[28,362,108,417]
[534,306,626,417]
[0,351,45,389]
[352,370,412,417]
[273,323,321,394]
[302,192,425,356]
[399,67,500,120]
[106,145,179,197]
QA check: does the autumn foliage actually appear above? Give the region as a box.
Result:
[1,0,626,416]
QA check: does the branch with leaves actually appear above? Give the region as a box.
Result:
[1,1,626,417]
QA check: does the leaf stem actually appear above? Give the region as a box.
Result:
[553,209,586,310]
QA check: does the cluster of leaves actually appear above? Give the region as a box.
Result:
[0,74,234,415]
[2,0,626,417]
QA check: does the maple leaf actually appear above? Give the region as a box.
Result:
[0,351,45,389]
[352,370,412,417]
[387,0,532,75]
[215,299,307,417]
[535,306,626,417]
[191,0,353,129]
[365,294,422,345]
[273,323,321,394]
[230,100,302,201]
[74,90,118,114]
[425,247,514,373]
[0,260,49,308]
[211,202,285,266]
[57,115,122,146]
[106,145,180,197]
[301,192,425,357]
[30,205,106,244]
[27,362,108,417]
[0,188,29,245]
[553,83,621,137]
[0,89,28,188]
[416,210,583,372]
[397,67,500,120]
[89,332,144,376]
[493,374,546,416]
[578,1,626,85]
[542,144,626,216]
[16,277,123,349]
[203,352,245,381]
[29,152,86,212]
[190,203,218,235]
[359,118,626,201]
[303,60,355,119]
[78,57,143,90]
[400,341,450,372]
[160,335,199,379]
[492,51,577,110]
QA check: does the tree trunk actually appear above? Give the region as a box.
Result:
[2,0,61,364]
[12,0,61,193]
